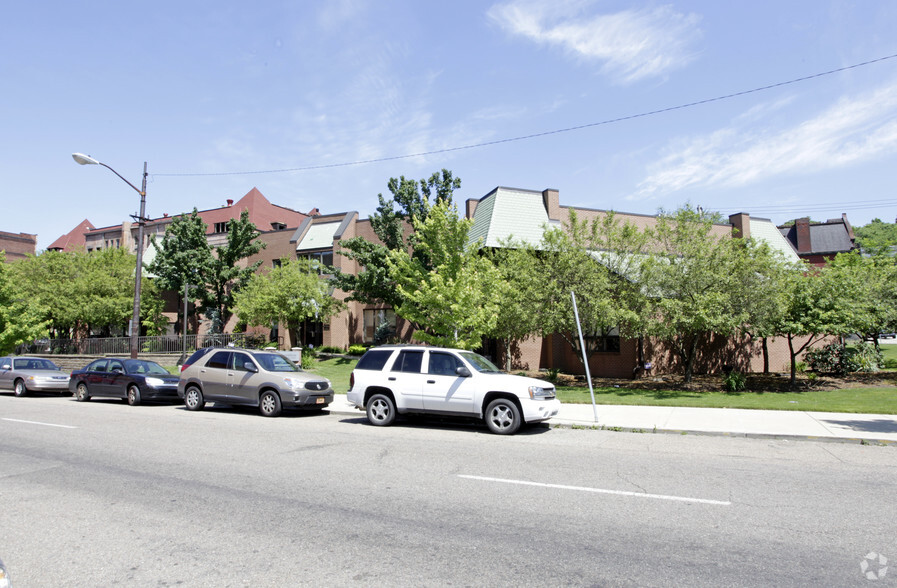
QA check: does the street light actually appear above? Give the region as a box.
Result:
[72,153,148,359]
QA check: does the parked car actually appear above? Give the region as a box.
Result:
[0,555,11,588]
[0,356,70,397]
[347,345,561,435]
[178,347,334,417]
[68,358,180,405]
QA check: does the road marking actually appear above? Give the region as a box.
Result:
[2,418,77,429]
[459,475,731,506]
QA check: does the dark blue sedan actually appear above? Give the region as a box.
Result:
[69,358,180,405]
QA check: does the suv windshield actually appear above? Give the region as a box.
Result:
[253,353,301,372]
[459,352,501,373]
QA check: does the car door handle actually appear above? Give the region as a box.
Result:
[388,377,396,381]
[427,380,436,384]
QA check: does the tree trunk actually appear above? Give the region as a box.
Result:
[787,334,797,388]
[762,337,770,374]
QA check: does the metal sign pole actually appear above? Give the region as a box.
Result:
[571,291,598,422]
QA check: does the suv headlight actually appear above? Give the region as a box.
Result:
[282,377,303,390]
[528,385,555,399]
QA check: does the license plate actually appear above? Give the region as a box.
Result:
[316,397,325,404]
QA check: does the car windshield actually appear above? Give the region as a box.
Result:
[253,353,301,372]
[459,352,502,373]
[124,360,170,376]
[13,358,59,371]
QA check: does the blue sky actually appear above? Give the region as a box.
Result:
[3,1,897,250]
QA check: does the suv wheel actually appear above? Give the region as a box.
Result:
[366,393,396,427]
[259,391,282,417]
[485,398,522,435]
[184,386,205,411]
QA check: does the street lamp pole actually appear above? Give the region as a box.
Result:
[72,153,148,359]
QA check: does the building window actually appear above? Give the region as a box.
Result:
[363,308,396,343]
[588,327,621,353]
[272,259,282,268]
[214,222,229,234]
[300,250,334,273]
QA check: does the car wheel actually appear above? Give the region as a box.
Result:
[259,391,282,417]
[13,379,28,397]
[127,385,141,406]
[366,393,396,427]
[74,382,90,402]
[485,398,522,435]
[184,386,205,411]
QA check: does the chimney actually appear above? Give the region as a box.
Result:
[728,213,750,239]
[227,199,234,207]
[542,188,561,221]
[466,198,478,219]
[795,217,812,253]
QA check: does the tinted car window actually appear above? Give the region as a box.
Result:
[206,351,231,370]
[254,353,299,372]
[392,350,423,374]
[356,349,393,371]
[428,352,460,376]
[109,360,125,372]
[230,353,255,372]
[88,359,109,372]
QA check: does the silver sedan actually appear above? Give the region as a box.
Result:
[0,356,71,397]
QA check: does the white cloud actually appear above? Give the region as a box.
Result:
[487,0,702,83]
[634,81,897,199]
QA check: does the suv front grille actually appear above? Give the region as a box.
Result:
[305,381,329,391]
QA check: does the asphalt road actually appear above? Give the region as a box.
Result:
[2,393,896,587]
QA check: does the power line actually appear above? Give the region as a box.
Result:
[155,53,897,178]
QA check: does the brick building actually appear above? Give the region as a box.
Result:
[778,214,856,266]
[0,230,38,262]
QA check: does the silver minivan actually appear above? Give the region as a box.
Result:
[177,347,334,417]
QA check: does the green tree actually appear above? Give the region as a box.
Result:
[535,210,648,369]
[826,252,897,346]
[233,258,345,344]
[639,206,749,383]
[771,266,854,387]
[854,218,897,255]
[486,243,543,370]
[147,209,265,332]
[0,252,49,353]
[334,169,461,309]
[203,210,266,330]
[146,209,212,313]
[386,200,501,349]
[12,248,165,339]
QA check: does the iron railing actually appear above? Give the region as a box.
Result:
[16,333,271,356]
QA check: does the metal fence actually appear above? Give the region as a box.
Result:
[16,333,270,356]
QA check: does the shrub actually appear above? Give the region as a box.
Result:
[884,358,897,370]
[722,371,746,392]
[347,344,368,356]
[805,342,883,375]
[317,345,344,354]
[545,368,561,384]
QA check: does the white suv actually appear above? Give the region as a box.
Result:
[347,345,560,435]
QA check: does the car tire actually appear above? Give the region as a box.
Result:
[485,398,522,435]
[259,390,282,417]
[127,385,141,406]
[184,386,205,411]
[366,393,396,427]
[13,379,27,397]
[74,382,90,402]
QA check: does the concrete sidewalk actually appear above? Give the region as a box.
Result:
[328,394,897,444]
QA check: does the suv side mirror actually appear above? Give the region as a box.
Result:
[456,366,471,378]
[244,361,258,373]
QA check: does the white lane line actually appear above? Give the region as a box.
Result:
[2,418,77,429]
[459,475,731,506]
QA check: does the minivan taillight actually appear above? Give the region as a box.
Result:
[180,364,190,373]
[349,372,354,390]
